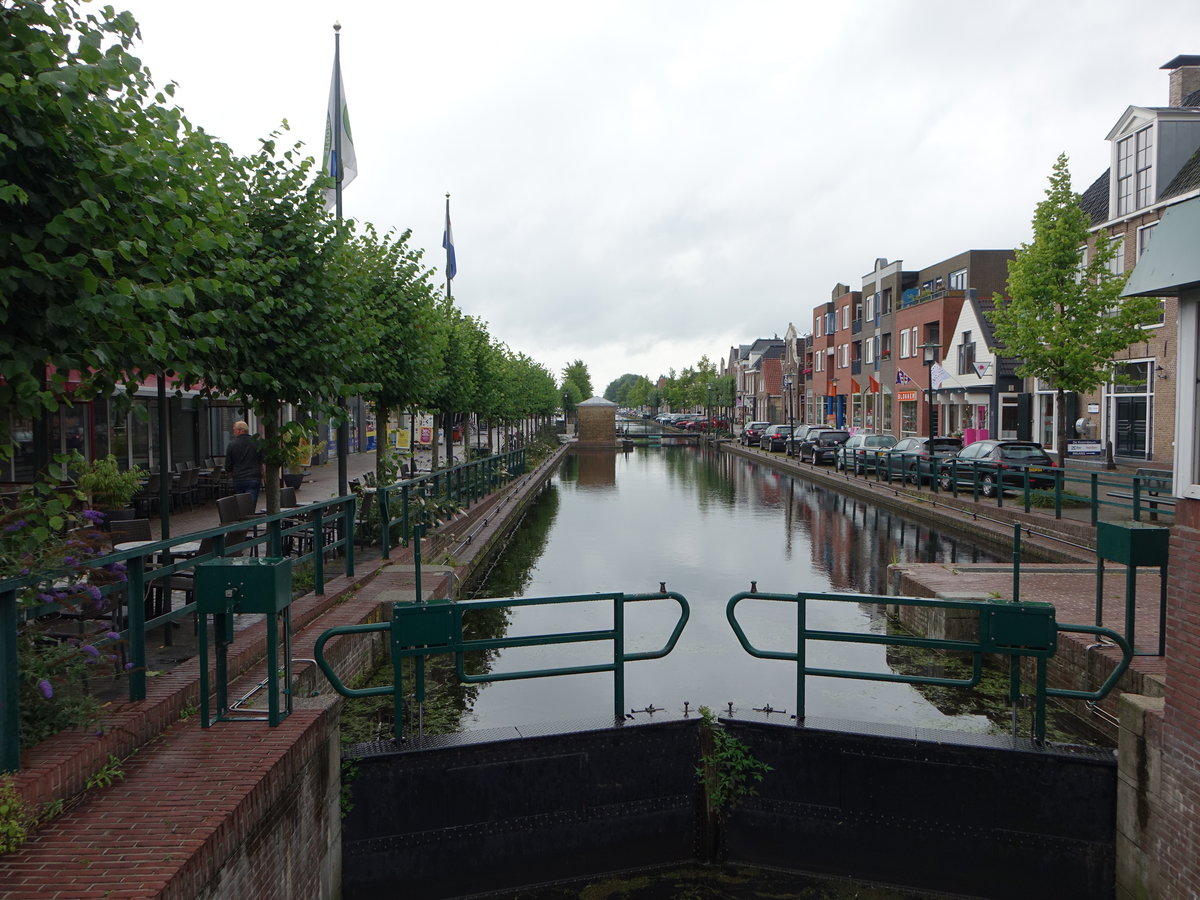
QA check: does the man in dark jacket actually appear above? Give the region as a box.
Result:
[225,420,263,507]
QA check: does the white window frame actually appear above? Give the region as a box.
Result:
[815,353,823,373]
[900,329,910,358]
[840,305,849,330]
[948,268,967,290]
[1137,223,1157,259]
[910,327,919,353]
[1108,236,1125,276]
[865,337,875,364]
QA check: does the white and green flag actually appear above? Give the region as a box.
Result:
[323,47,357,211]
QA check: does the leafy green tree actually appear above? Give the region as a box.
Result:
[562,360,592,400]
[185,135,377,510]
[0,0,247,452]
[987,154,1162,463]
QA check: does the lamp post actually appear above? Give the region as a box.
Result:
[563,391,570,434]
[783,372,794,436]
[919,341,940,436]
[705,382,714,432]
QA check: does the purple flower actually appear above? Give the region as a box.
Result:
[36,592,54,603]
[106,631,122,641]
[85,584,102,601]
[82,509,106,524]
[4,519,28,532]
[123,662,134,671]
[38,679,53,699]
[81,645,100,658]
[63,556,78,567]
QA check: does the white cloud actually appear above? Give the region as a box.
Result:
[125,0,1200,392]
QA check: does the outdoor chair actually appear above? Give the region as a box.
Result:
[132,471,161,518]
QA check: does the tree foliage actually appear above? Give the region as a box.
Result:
[987,154,1161,459]
[561,360,592,400]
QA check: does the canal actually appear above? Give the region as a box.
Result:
[461,444,1008,733]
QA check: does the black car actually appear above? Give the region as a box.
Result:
[936,440,1058,497]
[795,429,850,464]
[759,424,794,452]
[786,424,823,456]
[741,422,771,446]
[884,436,964,485]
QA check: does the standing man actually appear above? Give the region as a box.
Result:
[225,420,263,508]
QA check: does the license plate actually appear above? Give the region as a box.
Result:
[1028,467,1044,473]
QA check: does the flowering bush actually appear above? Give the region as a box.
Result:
[1,453,130,744]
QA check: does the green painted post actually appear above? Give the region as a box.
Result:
[796,592,807,721]
[1023,468,1032,513]
[401,486,410,548]
[1091,474,1099,526]
[379,487,391,559]
[1133,478,1142,522]
[344,497,355,577]
[128,555,147,701]
[1,586,18,772]
[1012,522,1022,603]
[1054,468,1063,519]
[313,509,325,593]
[613,592,625,721]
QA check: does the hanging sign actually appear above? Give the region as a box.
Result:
[973,361,992,378]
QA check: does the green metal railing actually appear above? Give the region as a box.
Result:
[1,494,356,772]
[855,452,1175,524]
[375,448,526,557]
[726,588,1133,743]
[314,586,690,741]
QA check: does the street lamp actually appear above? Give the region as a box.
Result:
[706,382,714,433]
[783,372,794,436]
[919,341,940,436]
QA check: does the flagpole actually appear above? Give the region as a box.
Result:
[333,22,348,497]
[444,193,452,300]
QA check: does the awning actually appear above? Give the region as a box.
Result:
[1124,196,1200,297]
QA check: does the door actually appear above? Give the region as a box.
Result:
[1115,397,1148,458]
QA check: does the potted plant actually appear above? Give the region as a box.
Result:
[281,435,325,489]
[77,455,146,525]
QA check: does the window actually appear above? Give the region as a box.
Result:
[815,353,822,373]
[814,315,823,336]
[881,332,892,358]
[840,305,849,330]
[1117,126,1154,216]
[958,330,976,376]
[911,327,920,352]
[948,268,967,290]
[1107,236,1125,276]
[881,288,893,315]
[866,293,876,321]
[839,344,849,368]
[825,311,835,334]
[865,337,875,364]
[1137,223,1157,258]
[854,301,863,324]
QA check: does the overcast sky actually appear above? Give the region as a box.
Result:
[125,0,1199,395]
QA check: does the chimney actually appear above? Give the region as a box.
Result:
[1162,55,1200,107]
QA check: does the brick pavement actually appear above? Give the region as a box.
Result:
[1,447,567,899]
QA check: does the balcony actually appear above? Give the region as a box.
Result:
[851,360,862,376]
[852,318,863,335]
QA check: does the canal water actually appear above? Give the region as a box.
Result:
[463,445,1005,733]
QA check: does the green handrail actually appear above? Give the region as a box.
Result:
[1,493,356,772]
[314,587,689,741]
[726,589,1132,743]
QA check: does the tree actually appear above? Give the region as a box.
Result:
[987,154,1162,464]
[0,0,247,453]
[562,360,592,400]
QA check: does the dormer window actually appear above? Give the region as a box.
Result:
[1117,126,1154,215]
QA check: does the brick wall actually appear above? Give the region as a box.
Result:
[1150,496,1200,898]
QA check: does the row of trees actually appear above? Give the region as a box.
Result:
[1,0,565,510]
[604,359,735,418]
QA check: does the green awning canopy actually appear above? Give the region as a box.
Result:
[1123,196,1200,297]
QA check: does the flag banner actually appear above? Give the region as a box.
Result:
[973,361,992,378]
[443,200,457,281]
[850,378,862,394]
[896,369,913,385]
[868,375,881,393]
[323,53,357,211]
[930,361,948,390]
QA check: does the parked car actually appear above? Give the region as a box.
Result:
[884,436,965,484]
[759,424,794,452]
[836,433,899,474]
[937,440,1058,497]
[786,424,823,456]
[741,422,771,446]
[795,429,850,464]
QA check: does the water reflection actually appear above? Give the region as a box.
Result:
[464,447,1004,733]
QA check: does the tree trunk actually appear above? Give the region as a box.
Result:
[375,396,389,486]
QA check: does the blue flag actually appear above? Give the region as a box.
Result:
[443,198,457,281]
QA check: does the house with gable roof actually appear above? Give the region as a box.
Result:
[1075,54,1200,466]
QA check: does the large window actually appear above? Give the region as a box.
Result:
[1108,236,1125,276]
[900,329,910,358]
[948,268,967,290]
[957,330,976,375]
[1117,126,1154,216]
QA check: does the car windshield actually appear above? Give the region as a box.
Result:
[863,436,895,447]
[929,440,962,451]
